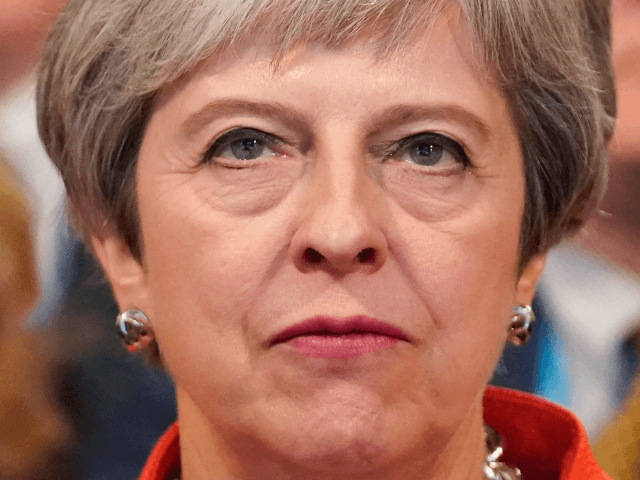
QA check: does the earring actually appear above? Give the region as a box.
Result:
[115,309,154,352]
[507,304,535,346]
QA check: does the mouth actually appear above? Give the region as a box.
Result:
[270,315,409,359]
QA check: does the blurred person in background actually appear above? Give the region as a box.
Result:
[1,3,74,479]
[0,160,73,480]
[1,0,70,326]
[584,0,640,276]
[2,2,174,479]
[590,0,640,477]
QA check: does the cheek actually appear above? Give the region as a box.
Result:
[392,173,524,397]
[141,216,258,337]
[140,221,266,420]
[136,181,247,357]
[136,169,300,400]
[194,158,306,216]
[390,162,524,316]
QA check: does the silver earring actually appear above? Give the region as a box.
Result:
[115,309,154,352]
[507,305,535,346]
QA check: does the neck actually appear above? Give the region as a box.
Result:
[175,387,487,480]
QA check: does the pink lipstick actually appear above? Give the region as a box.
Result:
[271,315,408,359]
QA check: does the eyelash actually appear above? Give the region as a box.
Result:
[199,128,470,168]
[380,132,470,168]
[200,127,282,165]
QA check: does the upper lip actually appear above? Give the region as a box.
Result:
[270,315,409,345]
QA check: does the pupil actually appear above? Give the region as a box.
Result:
[231,138,264,160]
[411,143,443,166]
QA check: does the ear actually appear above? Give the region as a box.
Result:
[90,235,153,319]
[515,254,546,305]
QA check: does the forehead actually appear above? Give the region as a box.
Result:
[159,5,493,107]
[126,0,473,97]
[150,11,510,165]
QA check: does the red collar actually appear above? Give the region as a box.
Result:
[138,422,180,480]
[482,387,610,480]
[139,387,610,480]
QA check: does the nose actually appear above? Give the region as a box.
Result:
[290,150,388,276]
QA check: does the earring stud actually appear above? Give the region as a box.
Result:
[507,304,535,346]
[115,309,154,352]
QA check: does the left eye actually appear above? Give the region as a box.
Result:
[202,128,281,164]
[390,132,469,168]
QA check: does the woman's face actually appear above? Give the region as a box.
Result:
[98,13,543,478]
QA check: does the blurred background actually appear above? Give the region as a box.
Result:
[0,0,638,479]
[0,2,175,479]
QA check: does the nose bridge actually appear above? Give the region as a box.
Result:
[315,133,366,217]
[290,129,388,274]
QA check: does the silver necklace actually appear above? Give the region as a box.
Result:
[484,425,521,480]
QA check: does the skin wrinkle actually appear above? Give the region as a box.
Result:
[94,10,543,480]
[180,99,313,146]
[38,0,613,277]
[197,162,304,216]
[33,1,615,476]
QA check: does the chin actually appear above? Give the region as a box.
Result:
[275,428,394,473]
[252,393,417,472]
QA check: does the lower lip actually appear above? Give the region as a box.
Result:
[288,333,400,359]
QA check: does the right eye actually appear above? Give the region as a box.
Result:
[202,128,282,164]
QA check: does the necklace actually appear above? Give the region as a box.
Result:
[484,425,521,480]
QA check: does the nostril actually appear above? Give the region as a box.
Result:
[303,248,325,265]
[357,248,376,264]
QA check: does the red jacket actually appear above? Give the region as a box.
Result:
[139,387,611,480]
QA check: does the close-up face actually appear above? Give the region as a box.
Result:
[101,11,544,478]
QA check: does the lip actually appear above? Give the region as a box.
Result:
[270,315,409,359]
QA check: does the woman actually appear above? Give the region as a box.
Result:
[36,0,615,479]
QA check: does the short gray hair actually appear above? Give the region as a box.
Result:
[37,0,615,271]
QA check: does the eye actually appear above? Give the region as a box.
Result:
[202,127,282,164]
[389,132,469,169]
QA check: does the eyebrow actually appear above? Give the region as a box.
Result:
[181,99,311,140]
[181,99,490,143]
[366,104,490,141]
